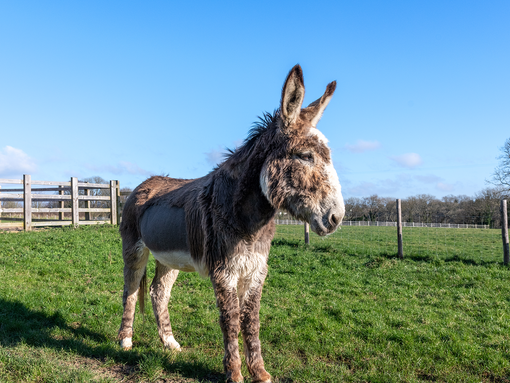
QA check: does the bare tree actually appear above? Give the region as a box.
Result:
[489,138,510,192]
[362,194,382,221]
[344,197,365,221]
[379,197,397,222]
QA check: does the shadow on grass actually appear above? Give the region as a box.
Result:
[272,238,302,248]
[361,252,502,267]
[0,298,224,382]
[443,254,499,267]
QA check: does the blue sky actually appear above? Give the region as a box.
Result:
[1,1,508,199]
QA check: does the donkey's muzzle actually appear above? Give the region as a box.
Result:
[310,204,344,236]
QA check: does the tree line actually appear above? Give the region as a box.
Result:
[344,187,509,228]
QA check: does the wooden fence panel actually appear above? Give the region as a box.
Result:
[0,175,120,231]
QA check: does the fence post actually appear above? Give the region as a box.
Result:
[71,177,79,227]
[116,180,121,224]
[502,199,509,265]
[397,198,403,259]
[23,174,32,231]
[110,180,118,225]
[59,186,64,220]
[304,222,310,245]
[84,186,90,221]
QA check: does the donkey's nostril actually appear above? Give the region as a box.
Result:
[330,213,339,226]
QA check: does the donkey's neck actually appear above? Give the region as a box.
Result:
[233,179,276,238]
[210,115,280,239]
[214,157,275,240]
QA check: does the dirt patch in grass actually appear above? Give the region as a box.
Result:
[65,354,203,382]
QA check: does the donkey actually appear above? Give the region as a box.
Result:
[118,65,345,383]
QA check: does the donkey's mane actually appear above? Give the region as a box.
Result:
[223,109,280,166]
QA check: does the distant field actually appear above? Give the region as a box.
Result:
[280,224,504,264]
[0,225,509,382]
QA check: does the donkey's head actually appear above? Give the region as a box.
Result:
[260,65,345,236]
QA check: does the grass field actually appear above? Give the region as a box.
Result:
[0,224,509,382]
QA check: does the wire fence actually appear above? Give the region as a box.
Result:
[275,219,491,229]
[275,199,509,265]
[276,223,503,264]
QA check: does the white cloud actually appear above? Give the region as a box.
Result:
[345,140,381,153]
[0,146,36,177]
[205,147,226,166]
[390,153,423,169]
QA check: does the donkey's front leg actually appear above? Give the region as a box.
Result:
[212,274,243,383]
[239,279,271,383]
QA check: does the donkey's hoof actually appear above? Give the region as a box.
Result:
[252,371,271,383]
[226,370,244,383]
[120,337,133,350]
[163,335,181,351]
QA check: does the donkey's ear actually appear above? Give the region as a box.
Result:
[304,81,336,127]
[280,65,305,128]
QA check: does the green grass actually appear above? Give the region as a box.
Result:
[0,224,509,382]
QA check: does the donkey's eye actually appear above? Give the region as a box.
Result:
[298,153,314,162]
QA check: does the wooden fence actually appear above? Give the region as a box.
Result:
[0,175,122,231]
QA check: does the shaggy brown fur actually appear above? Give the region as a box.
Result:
[118,65,344,383]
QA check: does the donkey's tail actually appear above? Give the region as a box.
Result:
[138,267,147,319]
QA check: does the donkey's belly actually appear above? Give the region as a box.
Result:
[140,205,197,272]
[151,250,197,272]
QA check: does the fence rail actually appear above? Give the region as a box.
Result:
[0,175,121,231]
[275,219,491,229]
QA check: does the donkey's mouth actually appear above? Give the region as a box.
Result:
[310,218,335,237]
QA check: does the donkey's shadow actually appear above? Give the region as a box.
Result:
[0,298,223,381]
[0,298,107,348]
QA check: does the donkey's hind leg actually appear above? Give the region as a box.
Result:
[150,260,181,350]
[119,240,150,350]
